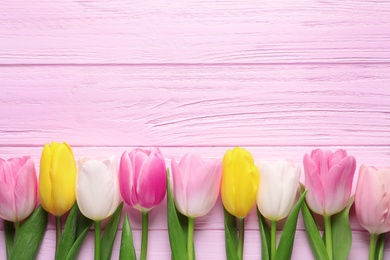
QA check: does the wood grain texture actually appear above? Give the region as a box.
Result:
[1,65,390,147]
[1,0,390,258]
[1,0,390,64]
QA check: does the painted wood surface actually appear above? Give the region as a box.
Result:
[1,0,390,259]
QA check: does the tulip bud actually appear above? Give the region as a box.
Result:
[39,142,77,216]
[76,156,121,221]
[221,147,259,218]
[171,153,222,218]
[257,160,300,221]
[0,156,37,222]
[355,165,390,235]
[119,148,166,212]
[303,149,356,216]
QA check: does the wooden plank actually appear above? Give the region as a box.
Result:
[0,229,385,260]
[1,64,390,146]
[1,0,390,64]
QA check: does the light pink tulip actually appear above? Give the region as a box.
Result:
[0,156,37,222]
[303,149,356,216]
[119,148,166,212]
[171,153,222,218]
[355,165,390,235]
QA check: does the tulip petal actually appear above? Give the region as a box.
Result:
[119,152,136,207]
[171,157,187,215]
[39,144,54,215]
[356,165,390,234]
[50,143,77,216]
[186,159,222,217]
[324,156,355,215]
[303,154,324,215]
[136,149,166,210]
[14,158,37,221]
[0,159,16,221]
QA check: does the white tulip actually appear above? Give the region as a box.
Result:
[256,160,300,221]
[76,156,121,221]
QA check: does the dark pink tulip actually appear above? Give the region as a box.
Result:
[119,148,166,212]
[0,156,37,222]
[303,149,356,216]
[355,165,390,235]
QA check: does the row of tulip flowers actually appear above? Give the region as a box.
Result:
[0,142,389,260]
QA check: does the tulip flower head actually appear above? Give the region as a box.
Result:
[39,142,77,216]
[0,156,37,222]
[303,149,356,216]
[221,147,259,219]
[76,156,121,221]
[119,148,166,212]
[257,160,300,221]
[171,153,222,218]
[355,165,390,235]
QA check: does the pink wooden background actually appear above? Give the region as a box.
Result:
[1,0,390,259]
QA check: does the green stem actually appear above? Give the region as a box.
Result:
[324,215,332,260]
[94,221,101,260]
[271,220,277,260]
[369,233,378,260]
[141,211,149,260]
[237,218,245,260]
[187,217,195,260]
[55,216,61,258]
[14,221,20,238]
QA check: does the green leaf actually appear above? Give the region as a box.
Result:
[4,220,15,259]
[119,214,137,260]
[56,203,78,260]
[10,206,48,260]
[76,211,94,239]
[331,197,354,260]
[66,221,93,260]
[223,207,239,260]
[256,208,270,260]
[375,233,385,260]
[275,190,307,260]
[301,196,329,260]
[100,203,123,260]
[167,169,188,260]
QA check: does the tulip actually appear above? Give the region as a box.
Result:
[256,160,300,260]
[39,142,77,216]
[221,147,259,218]
[119,148,166,212]
[303,148,356,260]
[171,153,222,260]
[77,156,121,260]
[257,160,300,221]
[303,149,356,216]
[171,153,222,218]
[0,156,37,224]
[119,148,166,260]
[38,141,77,256]
[355,165,390,260]
[221,147,259,260]
[76,156,121,221]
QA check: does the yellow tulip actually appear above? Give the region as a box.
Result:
[221,147,259,218]
[39,142,77,216]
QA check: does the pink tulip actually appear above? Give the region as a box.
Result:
[119,148,166,212]
[303,149,356,216]
[171,153,222,218]
[0,156,37,222]
[355,165,390,235]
